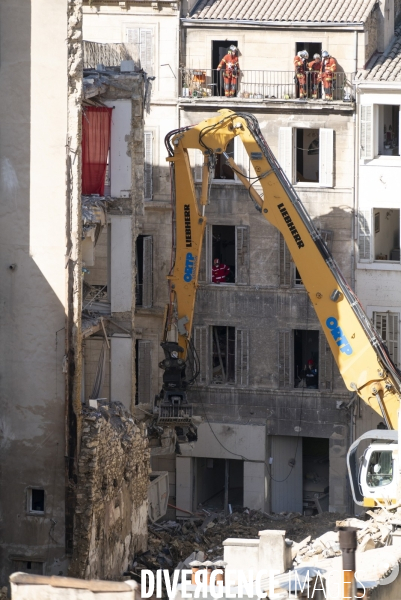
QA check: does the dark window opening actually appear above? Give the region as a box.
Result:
[195,458,243,510]
[378,105,399,156]
[29,488,45,513]
[214,139,235,180]
[294,267,303,286]
[211,40,238,96]
[212,225,236,283]
[302,437,329,515]
[295,42,322,59]
[11,560,43,575]
[135,339,139,405]
[136,236,145,305]
[294,329,319,388]
[135,235,152,307]
[296,129,319,183]
[212,326,235,384]
[373,208,400,261]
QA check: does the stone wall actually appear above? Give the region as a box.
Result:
[69,401,150,580]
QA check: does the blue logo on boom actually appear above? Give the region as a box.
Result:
[184,252,195,283]
[326,317,353,355]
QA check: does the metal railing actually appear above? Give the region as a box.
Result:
[180,68,354,102]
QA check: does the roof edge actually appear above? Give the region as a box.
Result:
[181,17,365,29]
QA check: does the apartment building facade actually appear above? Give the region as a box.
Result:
[355,25,401,438]
[81,0,401,518]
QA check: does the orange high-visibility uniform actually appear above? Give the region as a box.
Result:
[217,54,239,97]
[294,55,307,98]
[320,57,337,100]
[307,59,321,99]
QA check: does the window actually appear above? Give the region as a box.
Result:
[293,329,319,389]
[212,326,236,384]
[278,127,333,187]
[359,208,400,262]
[27,488,45,514]
[214,139,235,180]
[366,450,393,488]
[192,136,249,183]
[200,224,249,285]
[135,339,152,404]
[126,28,153,75]
[144,131,153,200]
[135,235,153,307]
[360,104,400,159]
[294,267,303,286]
[374,312,399,367]
[11,560,43,575]
[295,42,322,58]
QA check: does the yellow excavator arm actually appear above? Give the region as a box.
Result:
[161,109,401,432]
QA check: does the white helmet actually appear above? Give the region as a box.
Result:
[229,45,238,54]
[301,50,309,59]
[313,53,321,60]
[322,50,329,58]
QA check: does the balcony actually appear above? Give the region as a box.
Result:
[179,68,355,105]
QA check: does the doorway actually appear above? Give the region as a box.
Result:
[302,437,329,515]
[195,458,244,510]
[211,40,238,96]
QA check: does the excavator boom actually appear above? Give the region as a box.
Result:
[160,109,401,436]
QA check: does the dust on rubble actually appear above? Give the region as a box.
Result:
[133,509,349,575]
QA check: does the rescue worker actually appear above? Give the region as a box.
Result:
[294,50,308,99]
[212,258,230,283]
[320,50,337,100]
[217,45,239,98]
[308,53,321,99]
[302,359,318,389]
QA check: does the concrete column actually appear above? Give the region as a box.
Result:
[110,336,132,410]
[176,456,193,517]
[110,215,132,312]
[244,461,266,511]
[329,425,348,512]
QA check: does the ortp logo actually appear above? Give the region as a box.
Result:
[184,252,195,283]
[326,317,353,355]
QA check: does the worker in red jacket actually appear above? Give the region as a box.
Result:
[308,53,321,99]
[212,258,230,283]
[320,51,337,100]
[294,50,308,99]
[217,45,239,98]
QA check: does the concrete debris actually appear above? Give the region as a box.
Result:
[293,506,401,564]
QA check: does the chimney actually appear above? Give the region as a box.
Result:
[377,0,395,52]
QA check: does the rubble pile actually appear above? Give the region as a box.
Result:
[293,506,401,564]
[126,509,348,580]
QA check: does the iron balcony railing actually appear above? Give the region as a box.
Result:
[180,68,355,102]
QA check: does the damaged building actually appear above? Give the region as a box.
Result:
[81,0,401,521]
[0,1,156,586]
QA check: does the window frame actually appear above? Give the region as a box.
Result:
[278,126,334,188]
[360,102,401,162]
[27,487,45,516]
[358,207,401,265]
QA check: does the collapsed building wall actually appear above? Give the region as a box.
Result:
[69,401,149,579]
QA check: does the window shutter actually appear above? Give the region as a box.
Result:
[142,236,153,308]
[193,326,208,384]
[374,312,399,367]
[278,330,291,388]
[126,28,139,44]
[360,105,373,160]
[198,224,211,282]
[137,340,152,403]
[144,131,153,201]
[236,329,249,386]
[319,333,333,391]
[278,127,293,182]
[140,29,152,75]
[319,128,334,188]
[358,209,371,261]
[234,136,250,180]
[235,226,250,285]
[279,233,291,286]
